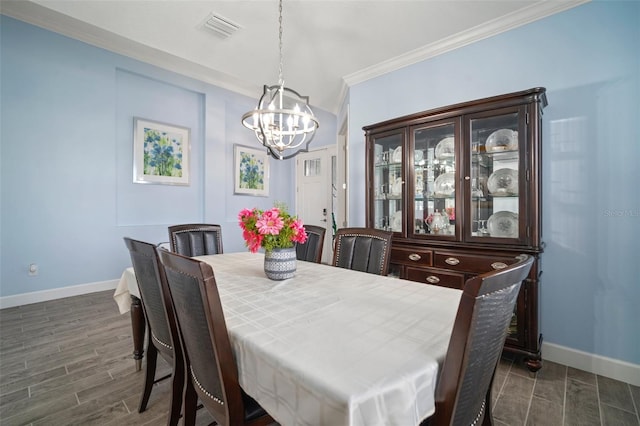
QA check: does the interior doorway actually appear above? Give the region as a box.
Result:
[296,148,332,263]
[295,117,349,263]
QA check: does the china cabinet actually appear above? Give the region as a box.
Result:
[364,88,547,371]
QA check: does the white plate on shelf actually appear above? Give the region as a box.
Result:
[433,172,455,197]
[486,129,518,152]
[487,211,518,238]
[487,168,518,196]
[435,137,454,159]
[414,150,424,163]
[392,146,402,163]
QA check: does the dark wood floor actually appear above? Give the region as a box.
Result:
[1,290,638,425]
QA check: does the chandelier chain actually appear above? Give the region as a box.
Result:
[278,0,284,86]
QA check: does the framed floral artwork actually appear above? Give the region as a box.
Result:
[234,144,269,196]
[133,117,190,185]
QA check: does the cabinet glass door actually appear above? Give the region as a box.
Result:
[467,111,522,241]
[412,122,456,238]
[372,132,404,233]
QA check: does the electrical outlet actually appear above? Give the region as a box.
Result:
[28,263,38,276]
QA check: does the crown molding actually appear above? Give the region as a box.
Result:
[343,0,590,87]
[3,0,589,115]
[0,0,260,100]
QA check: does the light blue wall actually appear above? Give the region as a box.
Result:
[0,15,336,298]
[2,1,637,366]
[348,1,639,364]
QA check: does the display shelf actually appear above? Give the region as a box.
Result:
[365,87,547,372]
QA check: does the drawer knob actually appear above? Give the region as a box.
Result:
[491,262,508,270]
[445,257,460,266]
[408,253,422,261]
[426,275,440,284]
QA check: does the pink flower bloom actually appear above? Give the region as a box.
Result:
[247,233,263,253]
[256,210,284,235]
[290,220,308,244]
[238,208,256,230]
[238,208,253,220]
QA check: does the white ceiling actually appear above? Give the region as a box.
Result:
[1,0,587,113]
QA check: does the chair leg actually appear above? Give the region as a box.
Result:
[166,358,184,426]
[138,339,158,413]
[182,376,198,426]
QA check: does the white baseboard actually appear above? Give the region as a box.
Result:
[542,341,640,386]
[0,279,119,309]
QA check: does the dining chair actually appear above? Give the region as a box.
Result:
[157,249,275,426]
[296,224,326,263]
[123,237,183,426]
[423,254,534,426]
[332,227,393,275]
[168,224,223,256]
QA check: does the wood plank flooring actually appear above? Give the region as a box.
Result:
[1,290,638,425]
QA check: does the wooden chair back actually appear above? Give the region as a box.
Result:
[296,224,326,263]
[157,249,273,426]
[332,227,393,275]
[168,224,223,256]
[429,254,534,426]
[123,237,183,425]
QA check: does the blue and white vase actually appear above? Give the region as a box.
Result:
[263,247,297,280]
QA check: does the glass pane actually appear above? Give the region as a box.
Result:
[413,123,455,236]
[303,158,321,176]
[373,133,403,232]
[470,112,519,238]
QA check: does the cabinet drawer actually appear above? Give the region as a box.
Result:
[406,267,465,289]
[434,252,517,274]
[391,247,432,267]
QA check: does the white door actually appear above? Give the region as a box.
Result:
[296,148,332,263]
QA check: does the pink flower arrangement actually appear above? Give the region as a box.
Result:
[445,207,455,221]
[425,207,455,224]
[238,204,308,253]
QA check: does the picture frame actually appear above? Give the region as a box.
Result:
[133,117,190,185]
[234,144,270,196]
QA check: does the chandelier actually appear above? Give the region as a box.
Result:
[241,0,319,160]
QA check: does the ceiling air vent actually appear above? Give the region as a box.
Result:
[203,13,241,39]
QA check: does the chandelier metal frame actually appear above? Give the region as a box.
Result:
[241,0,319,160]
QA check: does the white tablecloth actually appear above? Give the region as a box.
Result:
[113,266,138,314]
[113,252,461,426]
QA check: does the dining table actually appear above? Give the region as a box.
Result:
[113,251,462,426]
